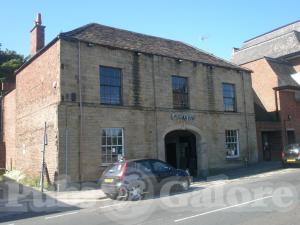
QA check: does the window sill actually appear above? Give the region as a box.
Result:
[173,107,190,110]
[226,156,240,160]
[100,103,122,106]
[101,163,112,167]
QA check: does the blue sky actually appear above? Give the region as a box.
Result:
[1,0,299,60]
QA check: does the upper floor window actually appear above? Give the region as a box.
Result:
[172,76,189,109]
[100,66,122,105]
[222,83,236,112]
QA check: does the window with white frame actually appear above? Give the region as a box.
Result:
[225,130,239,158]
[101,128,124,164]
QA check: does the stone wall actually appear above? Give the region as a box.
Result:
[58,39,257,181]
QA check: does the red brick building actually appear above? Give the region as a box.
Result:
[232,21,300,161]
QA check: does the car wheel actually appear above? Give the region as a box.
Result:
[106,193,117,200]
[128,184,144,201]
[282,161,288,168]
[180,179,189,192]
[117,186,129,201]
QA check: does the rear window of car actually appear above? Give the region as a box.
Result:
[285,144,300,151]
[105,163,124,176]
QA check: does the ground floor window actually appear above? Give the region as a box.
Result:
[101,128,124,164]
[225,129,239,158]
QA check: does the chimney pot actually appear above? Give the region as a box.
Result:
[30,13,45,56]
[35,13,42,25]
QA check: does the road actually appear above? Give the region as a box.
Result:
[1,168,300,225]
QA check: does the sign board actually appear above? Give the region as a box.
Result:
[171,113,195,121]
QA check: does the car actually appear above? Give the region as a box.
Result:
[101,158,192,200]
[282,143,300,167]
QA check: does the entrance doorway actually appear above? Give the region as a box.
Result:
[261,131,282,161]
[165,130,197,176]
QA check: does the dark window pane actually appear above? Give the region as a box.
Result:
[137,161,152,173]
[102,137,106,146]
[100,66,121,105]
[152,161,170,173]
[222,83,236,111]
[172,76,188,108]
[112,154,118,162]
[118,137,122,145]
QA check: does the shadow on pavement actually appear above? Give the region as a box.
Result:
[192,161,286,183]
[0,177,80,223]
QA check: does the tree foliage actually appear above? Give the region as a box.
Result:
[0,45,24,82]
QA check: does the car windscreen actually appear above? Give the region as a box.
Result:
[285,144,300,151]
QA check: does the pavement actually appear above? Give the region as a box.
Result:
[42,161,283,206]
[2,160,297,225]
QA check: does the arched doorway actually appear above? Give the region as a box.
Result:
[165,130,197,176]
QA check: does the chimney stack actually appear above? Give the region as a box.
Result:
[30,13,45,56]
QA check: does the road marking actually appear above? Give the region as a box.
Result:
[45,211,79,220]
[98,203,125,209]
[84,202,127,213]
[174,195,273,223]
[62,198,110,202]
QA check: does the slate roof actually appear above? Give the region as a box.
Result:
[60,23,247,71]
[232,20,300,65]
[232,31,300,65]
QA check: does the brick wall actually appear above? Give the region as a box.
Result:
[15,41,61,181]
[255,121,282,161]
[3,90,16,170]
[0,143,5,169]
[243,58,279,112]
[279,90,300,145]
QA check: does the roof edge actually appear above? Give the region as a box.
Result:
[15,36,60,75]
[16,23,252,75]
[244,20,300,43]
[273,85,300,91]
[181,41,251,72]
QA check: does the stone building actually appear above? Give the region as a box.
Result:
[232,20,300,161]
[3,14,257,183]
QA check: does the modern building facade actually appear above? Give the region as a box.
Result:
[232,20,300,161]
[3,14,258,183]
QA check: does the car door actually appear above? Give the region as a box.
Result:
[150,160,177,193]
[135,160,158,195]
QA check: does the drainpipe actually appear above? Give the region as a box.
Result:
[64,104,68,177]
[241,71,250,164]
[274,89,285,148]
[77,41,83,188]
[151,56,159,159]
[274,90,279,120]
